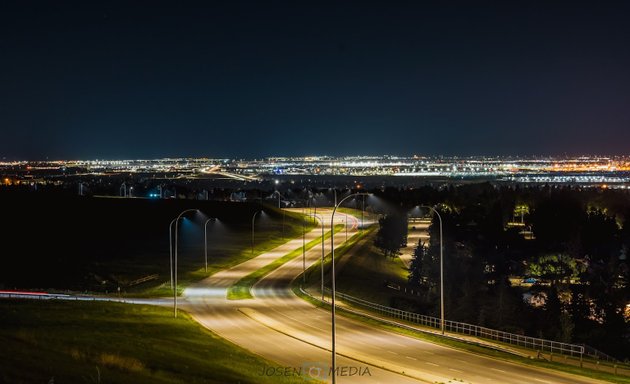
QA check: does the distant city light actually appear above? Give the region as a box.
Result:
[2,155,630,189]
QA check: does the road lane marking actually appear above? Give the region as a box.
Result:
[405,356,417,361]
[425,362,439,367]
[533,379,550,383]
[449,368,463,373]
[387,351,398,355]
[491,368,506,373]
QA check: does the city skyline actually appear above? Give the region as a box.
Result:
[4,154,630,190]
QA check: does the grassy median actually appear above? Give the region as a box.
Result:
[227,224,343,300]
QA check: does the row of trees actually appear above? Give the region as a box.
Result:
[374,184,629,359]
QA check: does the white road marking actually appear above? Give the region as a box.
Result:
[425,362,439,367]
[449,368,463,373]
[405,356,417,361]
[491,368,507,373]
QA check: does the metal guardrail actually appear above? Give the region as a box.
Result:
[322,288,591,359]
[582,343,620,364]
[127,274,159,287]
[0,292,125,303]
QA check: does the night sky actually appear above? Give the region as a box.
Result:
[1,1,629,160]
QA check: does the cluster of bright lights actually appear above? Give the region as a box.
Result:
[2,156,630,187]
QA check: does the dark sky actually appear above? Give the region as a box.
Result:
[1,1,629,160]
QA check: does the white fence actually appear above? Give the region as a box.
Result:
[322,288,590,359]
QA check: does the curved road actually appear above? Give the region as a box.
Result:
[182,210,607,384]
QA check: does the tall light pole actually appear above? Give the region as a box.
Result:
[361,194,365,230]
[309,213,325,301]
[273,190,286,238]
[417,205,444,335]
[204,217,217,273]
[330,192,369,383]
[302,213,306,283]
[169,218,176,290]
[173,208,200,318]
[251,210,262,256]
[311,194,317,221]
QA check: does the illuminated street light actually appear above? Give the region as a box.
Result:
[272,190,283,208]
[330,192,369,384]
[172,208,200,318]
[204,217,218,273]
[300,197,314,282]
[272,190,286,238]
[416,205,444,335]
[302,213,306,283]
[251,210,262,256]
[168,218,176,290]
[329,187,337,207]
[361,194,365,230]
[300,204,309,284]
[309,213,326,301]
[309,191,317,220]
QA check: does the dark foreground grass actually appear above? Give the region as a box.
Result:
[0,300,310,384]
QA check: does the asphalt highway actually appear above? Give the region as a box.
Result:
[182,209,607,384]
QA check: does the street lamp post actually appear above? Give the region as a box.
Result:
[270,190,281,208]
[169,218,177,289]
[251,210,262,256]
[173,208,200,318]
[204,218,217,273]
[311,195,317,221]
[273,190,286,238]
[309,213,325,301]
[361,195,365,230]
[330,193,369,384]
[302,213,306,283]
[417,205,444,335]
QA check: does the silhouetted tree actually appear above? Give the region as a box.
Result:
[374,214,408,257]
